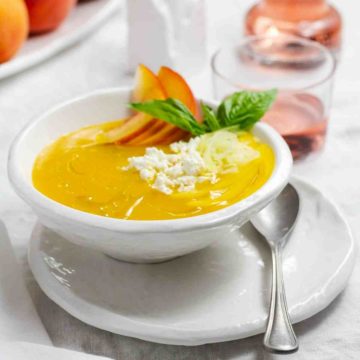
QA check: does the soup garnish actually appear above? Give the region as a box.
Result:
[32,65,276,220]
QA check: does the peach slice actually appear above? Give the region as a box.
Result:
[124,116,170,144]
[158,66,199,118]
[125,121,165,145]
[114,65,168,144]
[134,124,179,146]
[128,66,198,145]
[62,118,128,147]
[162,129,189,145]
[112,114,157,144]
[132,64,166,102]
[105,65,197,146]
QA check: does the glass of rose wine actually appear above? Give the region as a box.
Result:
[244,0,342,59]
[211,35,336,160]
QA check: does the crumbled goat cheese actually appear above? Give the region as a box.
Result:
[124,133,260,195]
[124,137,217,194]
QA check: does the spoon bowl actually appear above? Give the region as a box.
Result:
[251,184,300,245]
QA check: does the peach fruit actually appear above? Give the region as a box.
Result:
[0,0,29,64]
[25,0,76,34]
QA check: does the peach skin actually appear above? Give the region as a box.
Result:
[0,0,29,64]
[25,0,76,34]
[158,66,199,118]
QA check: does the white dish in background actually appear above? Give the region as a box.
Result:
[28,177,356,346]
[8,87,292,263]
[0,0,119,80]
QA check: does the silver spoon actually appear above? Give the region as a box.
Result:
[251,184,300,354]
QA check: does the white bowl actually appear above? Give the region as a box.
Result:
[8,88,293,263]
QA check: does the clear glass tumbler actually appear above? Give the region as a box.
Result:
[211,35,336,160]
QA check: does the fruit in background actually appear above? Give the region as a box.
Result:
[158,66,199,118]
[0,0,29,64]
[25,0,77,34]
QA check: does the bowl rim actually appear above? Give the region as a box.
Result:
[8,87,293,233]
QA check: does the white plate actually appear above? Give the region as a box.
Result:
[0,0,118,80]
[28,177,356,346]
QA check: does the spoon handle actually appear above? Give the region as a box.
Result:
[264,244,298,353]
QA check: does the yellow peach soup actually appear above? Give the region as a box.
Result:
[32,128,274,220]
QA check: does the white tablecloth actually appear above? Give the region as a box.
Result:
[1,0,359,358]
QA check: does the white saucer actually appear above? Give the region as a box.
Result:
[28,177,356,346]
[0,0,118,80]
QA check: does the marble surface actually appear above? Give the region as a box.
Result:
[1,0,360,358]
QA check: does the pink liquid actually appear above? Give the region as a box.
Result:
[262,93,327,160]
[245,0,342,57]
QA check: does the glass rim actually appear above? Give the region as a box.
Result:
[211,34,337,93]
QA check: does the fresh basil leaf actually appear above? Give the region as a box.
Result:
[217,89,277,130]
[201,102,221,132]
[129,90,277,138]
[130,98,205,136]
